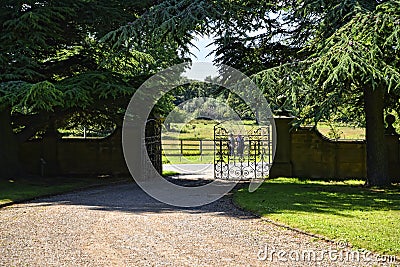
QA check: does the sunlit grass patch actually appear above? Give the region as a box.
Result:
[234,178,400,256]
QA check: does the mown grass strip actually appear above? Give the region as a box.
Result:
[0,176,130,206]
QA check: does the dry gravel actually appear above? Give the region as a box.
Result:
[0,182,397,267]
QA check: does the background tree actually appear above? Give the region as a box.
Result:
[0,0,185,179]
[254,0,400,186]
[107,0,400,186]
[304,1,400,186]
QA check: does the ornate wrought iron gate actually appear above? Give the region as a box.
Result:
[214,122,272,180]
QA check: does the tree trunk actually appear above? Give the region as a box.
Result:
[364,85,390,186]
[0,107,22,179]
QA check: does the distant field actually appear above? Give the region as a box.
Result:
[162,119,258,140]
[160,120,366,164]
[162,120,270,164]
[57,119,365,140]
[317,123,365,140]
[162,120,365,140]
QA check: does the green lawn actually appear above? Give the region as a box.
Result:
[234,178,400,256]
[0,176,130,206]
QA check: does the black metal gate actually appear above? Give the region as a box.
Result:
[143,118,162,175]
[214,122,272,180]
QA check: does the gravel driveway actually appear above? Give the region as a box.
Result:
[0,182,396,267]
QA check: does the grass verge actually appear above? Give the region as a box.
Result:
[0,170,179,206]
[162,155,214,164]
[234,178,400,256]
[0,176,130,206]
[162,170,180,176]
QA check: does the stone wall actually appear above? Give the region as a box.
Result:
[19,120,163,177]
[19,116,400,182]
[19,128,129,176]
[270,117,400,182]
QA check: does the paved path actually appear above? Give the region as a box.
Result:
[163,163,270,181]
[0,182,393,266]
[163,164,214,180]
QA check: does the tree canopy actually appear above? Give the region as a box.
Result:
[1,0,399,186]
[0,0,184,178]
